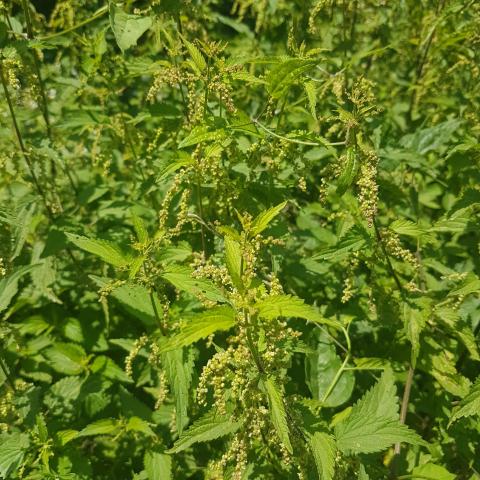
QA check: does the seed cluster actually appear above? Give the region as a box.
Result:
[356,148,379,227]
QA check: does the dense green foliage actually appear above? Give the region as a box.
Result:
[1,1,479,478]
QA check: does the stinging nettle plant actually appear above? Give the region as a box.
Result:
[0,1,479,479]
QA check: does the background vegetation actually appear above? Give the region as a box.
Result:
[0,1,479,479]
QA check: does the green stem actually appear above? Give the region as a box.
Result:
[21,0,53,140]
[0,59,54,220]
[321,353,350,405]
[253,119,345,147]
[320,326,351,405]
[394,365,415,454]
[397,475,437,480]
[150,289,166,336]
[0,354,15,391]
[244,310,264,374]
[38,5,108,41]
[373,219,405,296]
[374,220,416,463]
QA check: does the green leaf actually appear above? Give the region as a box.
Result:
[449,376,480,426]
[36,414,49,443]
[0,433,30,478]
[159,306,236,353]
[307,432,336,480]
[56,429,79,446]
[90,275,161,326]
[109,4,152,52]
[181,37,207,73]
[264,377,292,454]
[313,233,367,261]
[66,233,133,267]
[126,416,155,436]
[163,349,193,435]
[255,294,341,329]
[249,201,287,237]
[162,265,227,302]
[178,126,224,149]
[267,58,318,98]
[224,236,243,290]
[411,463,456,480]
[0,264,39,313]
[44,343,88,376]
[156,156,194,181]
[336,147,358,196]
[435,307,479,361]
[334,369,426,454]
[166,410,240,454]
[229,110,261,136]
[358,464,370,480]
[10,201,36,261]
[77,418,121,437]
[306,334,354,407]
[304,80,317,119]
[144,450,172,480]
[90,355,133,383]
[131,211,149,244]
[433,207,471,233]
[447,276,480,297]
[400,119,462,155]
[403,300,430,366]
[352,357,388,370]
[389,219,426,237]
[420,339,471,397]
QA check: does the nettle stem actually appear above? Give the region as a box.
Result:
[0,59,54,220]
[0,353,15,391]
[321,325,352,404]
[22,0,81,197]
[374,219,415,460]
[244,310,265,374]
[21,0,52,139]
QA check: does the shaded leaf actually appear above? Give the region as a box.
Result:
[77,418,121,437]
[0,264,39,313]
